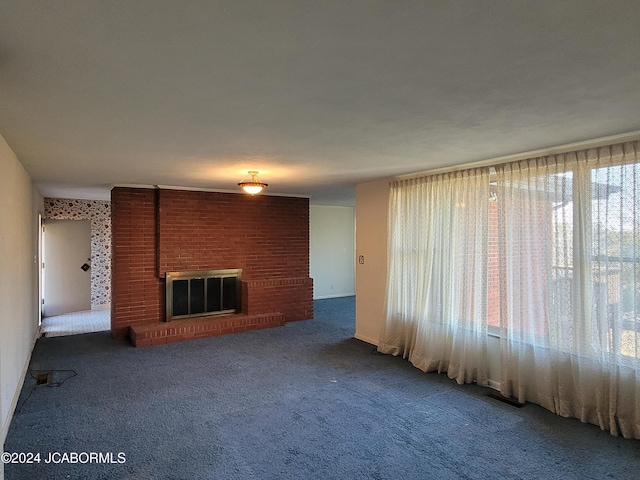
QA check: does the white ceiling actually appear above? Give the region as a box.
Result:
[1,1,640,205]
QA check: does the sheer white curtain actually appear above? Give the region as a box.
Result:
[379,169,490,385]
[497,141,640,438]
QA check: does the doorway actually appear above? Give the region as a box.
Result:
[42,219,91,316]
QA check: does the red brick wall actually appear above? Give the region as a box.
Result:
[111,188,163,338]
[243,278,313,321]
[111,187,313,339]
[157,189,309,279]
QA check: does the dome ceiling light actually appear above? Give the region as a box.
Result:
[238,171,268,195]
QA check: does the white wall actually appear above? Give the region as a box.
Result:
[309,205,355,299]
[0,135,41,456]
[354,179,390,345]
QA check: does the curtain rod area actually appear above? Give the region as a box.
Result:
[395,130,640,180]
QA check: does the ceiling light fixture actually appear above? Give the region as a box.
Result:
[238,171,268,195]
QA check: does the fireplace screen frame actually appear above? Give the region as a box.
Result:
[165,269,242,321]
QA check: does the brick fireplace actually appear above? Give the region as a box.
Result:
[111,187,313,346]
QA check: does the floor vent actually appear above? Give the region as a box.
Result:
[35,372,51,385]
[487,392,524,408]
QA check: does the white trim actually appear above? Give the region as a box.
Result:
[487,379,501,391]
[158,185,239,194]
[111,184,310,199]
[91,303,111,312]
[354,333,379,346]
[110,183,157,190]
[1,327,40,447]
[158,185,309,199]
[395,130,640,180]
[313,293,356,300]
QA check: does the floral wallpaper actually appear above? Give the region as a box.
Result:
[44,198,111,308]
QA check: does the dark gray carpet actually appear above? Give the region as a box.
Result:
[4,297,640,479]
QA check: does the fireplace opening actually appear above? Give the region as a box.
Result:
[166,269,242,321]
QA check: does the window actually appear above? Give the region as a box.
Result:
[381,141,640,438]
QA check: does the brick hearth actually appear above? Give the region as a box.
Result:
[130,312,285,347]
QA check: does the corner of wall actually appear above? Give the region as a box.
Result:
[354,178,391,346]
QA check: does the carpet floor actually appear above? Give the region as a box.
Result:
[4,297,639,479]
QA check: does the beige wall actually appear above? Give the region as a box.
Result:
[353,177,501,385]
[354,178,390,345]
[310,205,355,299]
[0,135,41,454]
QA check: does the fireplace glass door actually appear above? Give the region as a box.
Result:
[166,270,241,321]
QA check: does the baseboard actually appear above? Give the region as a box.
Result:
[91,303,111,311]
[1,326,40,448]
[487,378,501,391]
[354,333,378,346]
[313,293,355,300]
